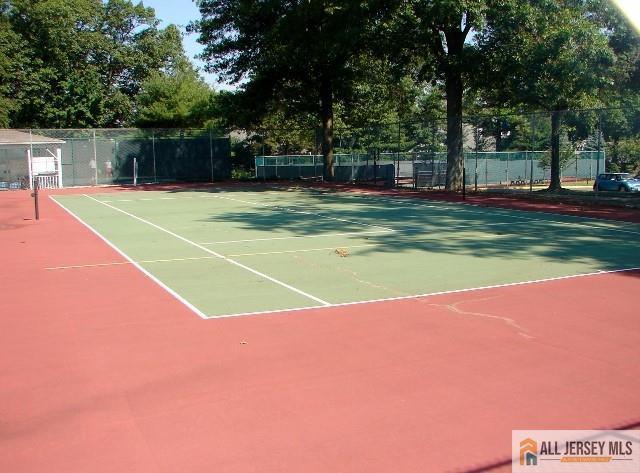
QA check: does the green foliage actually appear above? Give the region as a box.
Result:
[2,0,186,127]
[608,136,640,172]
[135,61,216,128]
[479,0,614,111]
[0,10,24,126]
[475,0,616,189]
[191,0,387,107]
[191,0,396,177]
[536,132,576,170]
[587,0,640,106]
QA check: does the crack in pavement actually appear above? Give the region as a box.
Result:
[425,296,534,339]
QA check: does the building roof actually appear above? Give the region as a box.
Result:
[0,130,66,145]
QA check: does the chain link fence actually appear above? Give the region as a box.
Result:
[0,128,231,189]
[2,108,636,191]
[249,108,640,189]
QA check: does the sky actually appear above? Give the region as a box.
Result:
[140,0,234,90]
[612,0,640,33]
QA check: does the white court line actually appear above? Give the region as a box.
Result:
[102,196,184,203]
[227,244,375,257]
[200,229,391,245]
[45,255,216,270]
[210,266,640,319]
[44,244,375,269]
[83,194,330,306]
[50,196,209,319]
[46,260,130,270]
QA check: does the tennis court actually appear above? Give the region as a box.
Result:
[51,187,640,319]
[3,184,640,472]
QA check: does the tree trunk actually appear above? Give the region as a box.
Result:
[320,76,334,180]
[445,71,464,191]
[548,108,563,191]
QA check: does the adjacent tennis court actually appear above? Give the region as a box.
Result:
[51,187,640,319]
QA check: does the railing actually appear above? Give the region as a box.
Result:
[34,174,60,189]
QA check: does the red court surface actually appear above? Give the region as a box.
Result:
[1,187,639,473]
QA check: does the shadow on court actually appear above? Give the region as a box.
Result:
[177,187,640,277]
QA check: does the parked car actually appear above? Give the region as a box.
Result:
[593,173,640,192]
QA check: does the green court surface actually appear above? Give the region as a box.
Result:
[52,188,640,318]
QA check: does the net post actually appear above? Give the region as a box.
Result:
[32,177,40,220]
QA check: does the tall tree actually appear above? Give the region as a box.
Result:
[0,1,27,127]
[478,0,614,190]
[191,0,389,179]
[389,1,487,191]
[2,0,186,127]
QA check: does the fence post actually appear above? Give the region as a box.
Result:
[462,161,466,200]
[133,157,138,186]
[474,120,479,192]
[56,148,63,188]
[92,129,98,186]
[396,121,401,187]
[529,114,536,192]
[351,153,355,182]
[313,154,317,180]
[27,130,33,190]
[412,152,416,189]
[208,127,214,183]
[596,113,602,176]
[262,138,266,182]
[505,152,510,187]
[152,130,158,183]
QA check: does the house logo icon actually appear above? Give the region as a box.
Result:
[520,438,538,466]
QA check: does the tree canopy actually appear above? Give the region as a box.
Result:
[134,59,216,129]
[2,0,638,180]
[191,0,394,179]
[1,0,188,127]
